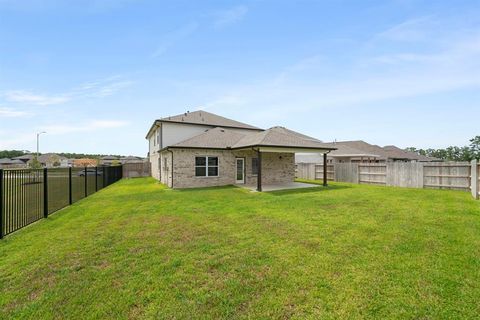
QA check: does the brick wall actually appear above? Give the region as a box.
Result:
[170,148,294,189]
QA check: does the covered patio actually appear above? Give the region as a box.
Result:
[228,126,336,192]
[252,146,334,192]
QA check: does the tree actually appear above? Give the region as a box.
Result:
[28,157,42,169]
[470,136,480,159]
[0,150,29,159]
[406,135,480,161]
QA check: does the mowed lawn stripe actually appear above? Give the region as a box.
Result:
[0,178,479,319]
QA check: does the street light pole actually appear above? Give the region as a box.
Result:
[36,131,46,158]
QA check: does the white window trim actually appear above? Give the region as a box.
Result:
[195,156,219,177]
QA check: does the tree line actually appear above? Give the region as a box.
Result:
[406,136,480,161]
[0,150,126,160]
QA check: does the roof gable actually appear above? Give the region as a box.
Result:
[159,110,262,130]
[171,127,247,149]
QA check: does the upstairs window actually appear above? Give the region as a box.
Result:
[252,158,259,175]
[195,156,219,177]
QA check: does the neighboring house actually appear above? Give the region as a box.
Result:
[73,158,98,167]
[0,158,27,169]
[146,110,335,190]
[120,156,146,164]
[12,154,35,164]
[12,153,70,168]
[100,156,120,166]
[297,140,439,164]
[37,153,69,167]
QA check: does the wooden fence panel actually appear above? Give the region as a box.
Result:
[423,162,471,191]
[334,163,358,183]
[358,164,386,185]
[295,163,316,180]
[314,164,334,181]
[123,162,151,178]
[386,162,423,188]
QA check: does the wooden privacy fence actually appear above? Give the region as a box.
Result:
[123,162,151,178]
[296,160,480,199]
[296,163,334,181]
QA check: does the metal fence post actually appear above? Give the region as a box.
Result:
[43,168,48,218]
[103,166,107,187]
[95,166,98,191]
[69,167,72,204]
[0,169,4,239]
[84,167,88,198]
[83,167,88,198]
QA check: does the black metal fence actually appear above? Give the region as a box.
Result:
[0,166,122,238]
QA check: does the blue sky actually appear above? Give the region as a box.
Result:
[1,0,479,156]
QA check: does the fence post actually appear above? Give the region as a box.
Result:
[472,160,479,200]
[323,153,328,186]
[95,166,98,191]
[43,168,48,218]
[68,167,72,205]
[84,166,88,197]
[0,169,4,239]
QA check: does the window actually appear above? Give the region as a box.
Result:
[252,158,259,175]
[195,156,218,177]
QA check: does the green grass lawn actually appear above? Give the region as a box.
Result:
[1,178,479,319]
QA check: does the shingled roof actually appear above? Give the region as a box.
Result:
[169,126,335,151]
[232,127,333,149]
[382,145,439,162]
[159,110,262,130]
[330,141,439,161]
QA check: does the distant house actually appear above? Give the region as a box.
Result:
[0,158,26,169]
[100,156,120,166]
[73,159,98,167]
[120,156,145,164]
[146,110,335,190]
[296,140,439,164]
[11,153,69,168]
[12,154,35,164]
[37,153,69,167]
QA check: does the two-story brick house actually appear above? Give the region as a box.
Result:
[146,110,334,190]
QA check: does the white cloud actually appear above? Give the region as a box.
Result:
[2,76,133,106]
[203,18,480,119]
[213,5,248,28]
[0,107,30,117]
[3,91,70,105]
[41,119,129,135]
[375,16,437,42]
[151,22,199,58]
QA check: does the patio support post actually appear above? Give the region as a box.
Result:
[323,153,328,186]
[257,149,262,192]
